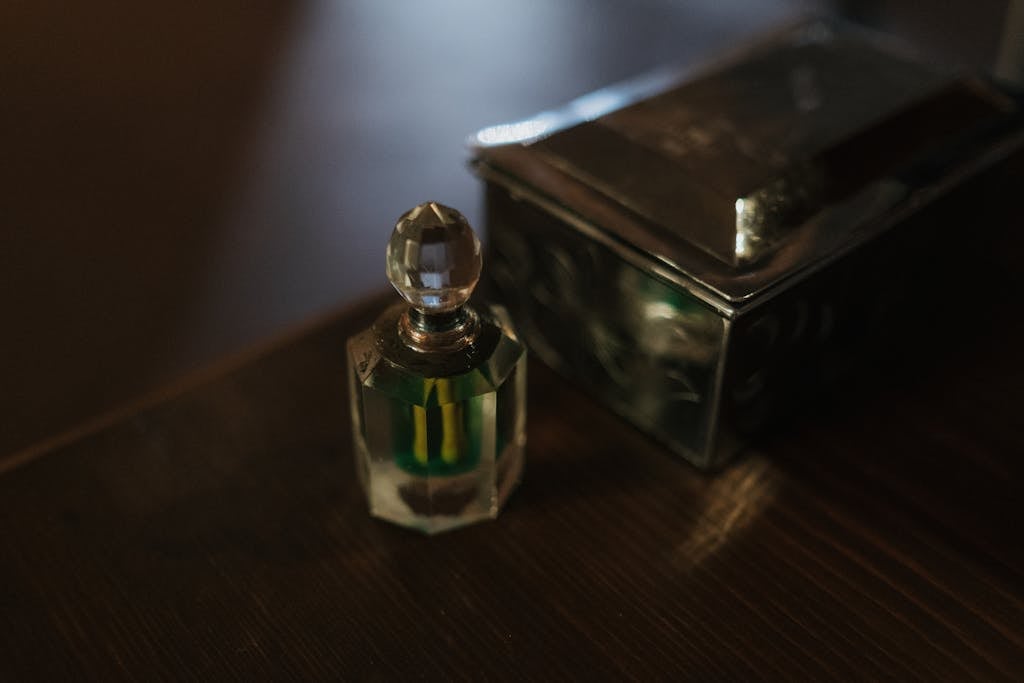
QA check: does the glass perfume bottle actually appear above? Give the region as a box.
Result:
[347,202,527,534]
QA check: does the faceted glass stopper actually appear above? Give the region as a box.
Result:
[385,202,482,314]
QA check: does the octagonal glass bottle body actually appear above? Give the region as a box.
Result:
[348,302,526,534]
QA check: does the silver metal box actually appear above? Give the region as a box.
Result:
[471,22,1024,469]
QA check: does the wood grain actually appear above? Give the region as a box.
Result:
[1,285,1022,680]
[3,2,1022,678]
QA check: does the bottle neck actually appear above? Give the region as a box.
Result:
[399,305,479,353]
[407,307,464,332]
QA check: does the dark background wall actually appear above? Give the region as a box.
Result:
[1,0,1018,456]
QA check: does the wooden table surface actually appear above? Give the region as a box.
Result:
[4,1,1022,679]
[2,285,1022,680]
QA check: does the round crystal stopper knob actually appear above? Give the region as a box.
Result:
[385,202,482,314]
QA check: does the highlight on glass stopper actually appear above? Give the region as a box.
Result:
[385,202,482,314]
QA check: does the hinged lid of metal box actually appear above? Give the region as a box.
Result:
[471,22,1022,313]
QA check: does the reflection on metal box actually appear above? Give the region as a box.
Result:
[471,22,1024,469]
